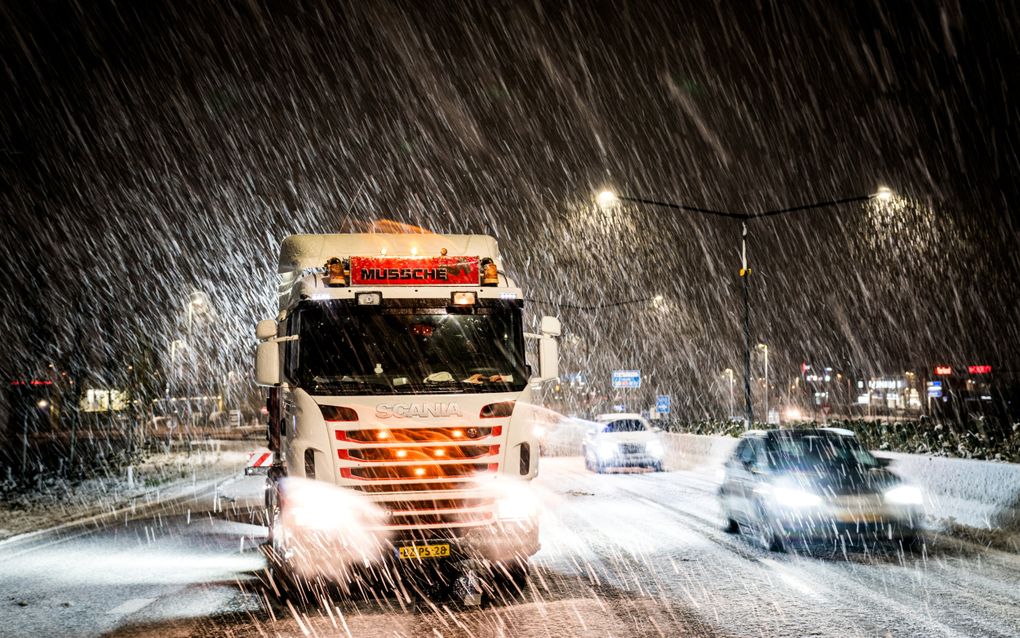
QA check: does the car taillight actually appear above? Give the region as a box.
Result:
[480,401,515,418]
[320,405,358,422]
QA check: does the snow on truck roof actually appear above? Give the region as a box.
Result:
[278,233,503,273]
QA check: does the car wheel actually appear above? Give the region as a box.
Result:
[652,462,664,472]
[752,501,785,552]
[901,534,925,553]
[724,516,740,534]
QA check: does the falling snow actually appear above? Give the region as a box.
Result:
[1,3,1019,637]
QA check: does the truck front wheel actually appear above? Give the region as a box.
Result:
[490,558,529,592]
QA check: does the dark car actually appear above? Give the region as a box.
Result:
[719,428,924,552]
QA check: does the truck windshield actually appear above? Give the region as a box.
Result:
[294,300,528,395]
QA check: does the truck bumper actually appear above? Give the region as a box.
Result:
[457,519,540,563]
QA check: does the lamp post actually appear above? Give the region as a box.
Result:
[756,343,769,423]
[597,187,894,429]
[723,368,735,419]
[184,292,209,426]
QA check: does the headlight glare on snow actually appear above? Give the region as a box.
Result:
[772,486,824,508]
[597,441,617,458]
[646,439,664,457]
[884,484,923,506]
[496,493,537,521]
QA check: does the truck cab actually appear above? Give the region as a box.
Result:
[254,233,558,594]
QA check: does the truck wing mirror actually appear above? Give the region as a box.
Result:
[540,316,561,337]
[256,319,278,341]
[255,341,280,386]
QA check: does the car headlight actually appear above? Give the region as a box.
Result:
[646,440,664,457]
[496,493,538,521]
[772,486,823,508]
[597,441,618,458]
[884,484,923,506]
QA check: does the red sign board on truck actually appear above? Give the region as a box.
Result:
[967,365,992,374]
[934,365,953,376]
[349,256,480,286]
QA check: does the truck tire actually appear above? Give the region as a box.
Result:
[492,559,529,591]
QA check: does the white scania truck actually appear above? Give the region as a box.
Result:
[254,233,560,599]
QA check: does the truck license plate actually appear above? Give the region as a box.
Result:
[397,543,451,560]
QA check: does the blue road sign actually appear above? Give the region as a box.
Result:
[612,370,641,389]
[656,395,671,414]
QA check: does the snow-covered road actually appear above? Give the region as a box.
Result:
[2,457,1019,637]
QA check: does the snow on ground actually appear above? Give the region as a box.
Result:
[0,441,255,541]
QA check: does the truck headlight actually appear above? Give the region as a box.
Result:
[497,493,537,521]
[772,486,823,508]
[646,440,664,458]
[884,485,923,506]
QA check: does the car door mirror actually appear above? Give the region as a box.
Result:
[876,456,893,468]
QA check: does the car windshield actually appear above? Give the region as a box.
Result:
[767,433,880,471]
[294,300,527,395]
[602,419,647,433]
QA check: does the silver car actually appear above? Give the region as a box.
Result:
[719,428,924,551]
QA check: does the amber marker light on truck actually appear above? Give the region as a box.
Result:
[481,259,499,285]
[324,257,348,286]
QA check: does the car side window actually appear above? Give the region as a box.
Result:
[734,440,754,466]
[750,439,769,472]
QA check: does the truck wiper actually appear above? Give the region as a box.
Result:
[421,379,481,392]
[312,378,395,393]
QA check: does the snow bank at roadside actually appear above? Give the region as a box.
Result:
[0,442,254,541]
[871,451,1020,532]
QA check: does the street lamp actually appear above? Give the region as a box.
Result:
[598,186,895,428]
[187,291,209,338]
[756,343,769,423]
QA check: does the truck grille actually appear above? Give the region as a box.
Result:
[344,463,490,481]
[333,424,504,531]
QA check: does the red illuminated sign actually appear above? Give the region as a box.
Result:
[933,366,953,376]
[349,256,480,286]
[967,365,992,375]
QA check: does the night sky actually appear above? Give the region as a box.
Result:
[2,1,1018,412]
